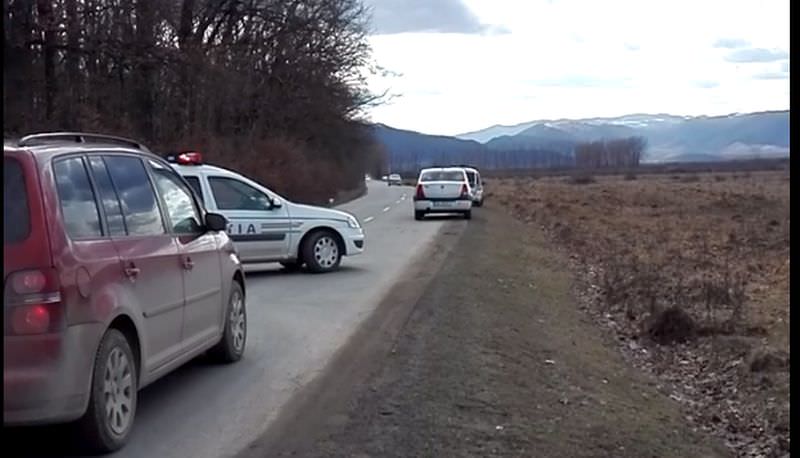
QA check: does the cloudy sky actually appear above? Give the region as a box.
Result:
[362,0,790,136]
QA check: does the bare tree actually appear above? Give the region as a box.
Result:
[4,0,386,203]
[575,136,647,169]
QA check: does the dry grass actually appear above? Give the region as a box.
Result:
[490,170,790,456]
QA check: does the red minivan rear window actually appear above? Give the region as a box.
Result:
[4,157,31,244]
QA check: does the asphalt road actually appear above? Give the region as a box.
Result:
[8,181,451,458]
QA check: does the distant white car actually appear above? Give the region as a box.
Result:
[168,152,364,273]
[413,167,473,220]
[461,166,484,207]
[387,173,402,186]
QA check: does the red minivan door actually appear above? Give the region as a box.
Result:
[91,155,186,375]
[147,159,224,351]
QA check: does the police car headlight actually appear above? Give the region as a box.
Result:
[346,216,361,229]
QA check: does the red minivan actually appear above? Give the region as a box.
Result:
[4,133,247,453]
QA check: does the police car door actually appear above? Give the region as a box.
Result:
[206,175,291,262]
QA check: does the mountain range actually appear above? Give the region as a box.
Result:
[371,110,789,171]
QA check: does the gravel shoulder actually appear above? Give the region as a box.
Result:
[241,206,729,458]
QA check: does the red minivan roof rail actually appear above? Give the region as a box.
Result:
[18,132,151,153]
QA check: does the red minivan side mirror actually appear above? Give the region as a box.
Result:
[205,213,227,232]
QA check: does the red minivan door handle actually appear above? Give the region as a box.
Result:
[124,262,141,279]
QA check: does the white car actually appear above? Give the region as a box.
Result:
[167,152,364,273]
[413,167,473,220]
[460,166,485,207]
[387,173,402,186]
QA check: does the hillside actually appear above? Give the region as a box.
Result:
[462,111,790,163]
[372,110,789,171]
[370,123,485,171]
[371,124,572,172]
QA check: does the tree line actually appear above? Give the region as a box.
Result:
[4,0,386,203]
[387,137,646,176]
[389,148,573,174]
[574,137,646,168]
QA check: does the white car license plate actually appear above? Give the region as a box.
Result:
[433,201,453,208]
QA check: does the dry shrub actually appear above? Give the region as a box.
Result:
[680,174,701,183]
[591,233,753,346]
[566,173,596,185]
[644,306,697,344]
[695,270,748,334]
[748,347,790,373]
[624,172,638,180]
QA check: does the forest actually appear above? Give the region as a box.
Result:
[4,0,386,203]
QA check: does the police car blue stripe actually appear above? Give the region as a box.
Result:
[230,233,286,242]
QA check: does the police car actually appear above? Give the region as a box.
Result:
[166,151,364,273]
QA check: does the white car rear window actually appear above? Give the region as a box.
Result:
[420,171,464,182]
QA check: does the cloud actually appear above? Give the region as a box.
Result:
[725,48,789,63]
[713,38,751,49]
[570,33,587,44]
[625,43,640,52]
[533,75,633,89]
[752,61,789,80]
[367,0,499,35]
[754,72,789,80]
[695,80,720,88]
[485,24,512,35]
[365,0,790,135]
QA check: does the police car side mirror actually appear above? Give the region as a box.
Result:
[205,212,227,232]
[269,197,283,209]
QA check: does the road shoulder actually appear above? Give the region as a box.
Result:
[240,207,729,458]
[238,218,467,458]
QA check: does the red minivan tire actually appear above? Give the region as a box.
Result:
[77,328,138,454]
[209,281,247,363]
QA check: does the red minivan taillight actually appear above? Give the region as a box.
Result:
[10,304,52,335]
[4,268,63,335]
[415,184,426,200]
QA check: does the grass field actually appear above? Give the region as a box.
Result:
[490,170,790,457]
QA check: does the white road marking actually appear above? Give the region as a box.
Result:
[401,194,407,200]
[383,206,391,212]
[364,216,375,223]
[395,199,402,204]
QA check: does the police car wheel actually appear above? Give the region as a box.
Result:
[302,231,342,273]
